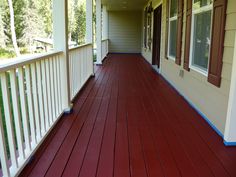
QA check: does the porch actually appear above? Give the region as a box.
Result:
[19,54,236,177]
[1,0,236,176]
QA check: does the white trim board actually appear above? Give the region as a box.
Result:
[224,34,236,145]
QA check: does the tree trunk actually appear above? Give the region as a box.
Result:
[7,0,21,56]
[0,7,6,48]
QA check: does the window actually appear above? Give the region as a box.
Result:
[168,0,178,60]
[190,0,213,75]
[144,8,148,48]
[147,10,152,49]
[143,3,153,50]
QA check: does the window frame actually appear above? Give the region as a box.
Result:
[143,5,153,50]
[144,8,148,48]
[147,11,153,50]
[167,0,178,61]
[189,1,213,76]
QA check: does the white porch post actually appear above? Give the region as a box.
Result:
[224,34,236,145]
[102,5,108,40]
[53,0,72,112]
[96,0,102,64]
[86,0,93,44]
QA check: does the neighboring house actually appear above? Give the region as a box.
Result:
[34,37,77,52]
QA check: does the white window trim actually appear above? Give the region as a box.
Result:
[167,1,178,61]
[189,1,213,76]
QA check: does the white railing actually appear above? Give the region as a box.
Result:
[0,51,65,177]
[102,39,109,61]
[69,44,94,101]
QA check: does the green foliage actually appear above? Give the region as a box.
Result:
[23,0,48,48]
[2,0,26,46]
[0,0,87,58]
[37,0,53,36]
[0,2,6,48]
[72,3,86,45]
[0,47,16,59]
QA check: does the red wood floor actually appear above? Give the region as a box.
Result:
[20,54,236,177]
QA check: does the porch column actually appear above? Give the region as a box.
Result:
[102,5,108,40]
[86,0,93,44]
[53,0,72,112]
[96,0,102,64]
[224,34,236,145]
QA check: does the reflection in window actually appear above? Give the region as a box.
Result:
[168,0,178,59]
[169,20,177,58]
[190,0,213,74]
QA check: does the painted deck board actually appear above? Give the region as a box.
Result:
[19,54,236,177]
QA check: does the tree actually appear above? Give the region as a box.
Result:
[0,2,6,48]
[68,0,76,41]
[23,0,46,51]
[72,3,86,45]
[2,0,26,55]
[7,0,20,56]
[36,0,52,37]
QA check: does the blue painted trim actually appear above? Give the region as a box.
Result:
[160,73,224,138]
[224,141,236,146]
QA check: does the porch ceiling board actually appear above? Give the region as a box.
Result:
[19,54,236,177]
[102,0,147,11]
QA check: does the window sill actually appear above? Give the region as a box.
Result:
[190,65,208,77]
[167,56,176,61]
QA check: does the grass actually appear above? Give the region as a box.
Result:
[0,48,16,59]
[93,53,97,62]
[0,47,31,60]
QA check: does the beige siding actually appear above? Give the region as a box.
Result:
[108,11,142,53]
[141,0,236,134]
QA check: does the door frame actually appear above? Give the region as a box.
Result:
[152,3,162,73]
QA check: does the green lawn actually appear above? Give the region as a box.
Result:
[0,48,16,60]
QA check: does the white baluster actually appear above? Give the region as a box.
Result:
[45,59,53,125]
[0,108,10,177]
[9,70,25,161]
[53,57,59,117]
[41,60,50,130]
[18,67,31,153]
[49,58,56,121]
[36,61,46,134]
[25,65,37,146]
[30,63,41,141]
[0,72,18,170]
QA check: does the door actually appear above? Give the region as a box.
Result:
[152,5,162,68]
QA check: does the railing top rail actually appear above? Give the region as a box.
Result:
[69,43,93,52]
[0,51,63,73]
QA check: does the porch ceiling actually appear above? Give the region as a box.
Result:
[102,0,148,11]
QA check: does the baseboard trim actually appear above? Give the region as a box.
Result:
[224,141,236,146]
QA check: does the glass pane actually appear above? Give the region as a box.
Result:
[192,10,212,71]
[193,0,213,10]
[168,20,177,58]
[170,0,177,17]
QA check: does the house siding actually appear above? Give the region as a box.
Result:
[108,11,142,53]
[141,0,236,134]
